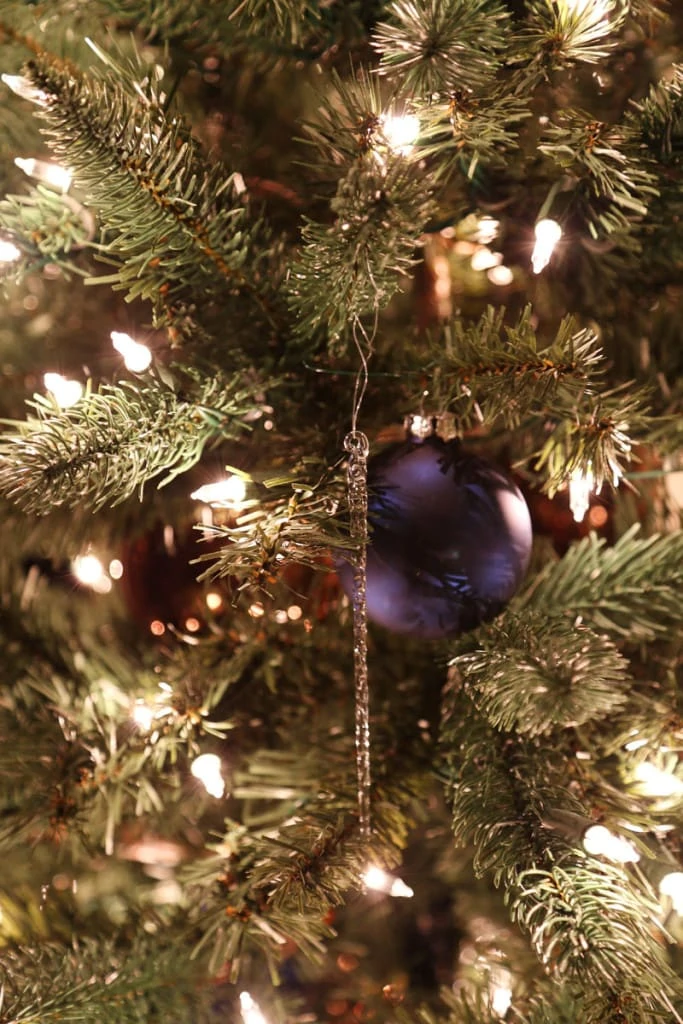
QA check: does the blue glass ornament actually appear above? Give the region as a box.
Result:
[338,436,532,639]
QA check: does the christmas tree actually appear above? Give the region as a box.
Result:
[0,0,682,1020]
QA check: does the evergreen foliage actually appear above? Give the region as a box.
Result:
[0,0,681,1022]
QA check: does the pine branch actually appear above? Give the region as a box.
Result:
[440,682,680,1016]
[0,375,262,514]
[628,63,683,166]
[287,155,434,344]
[423,307,604,430]
[538,113,658,239]
[372,0,509,96]
[514,526,683,642]
[23,49,272,333]
[0,184,92,275]
[520,0,627,70]
[532,383,652,497]
[452,611,630,736]
[0,933,211,1024]
[416,88,530,181]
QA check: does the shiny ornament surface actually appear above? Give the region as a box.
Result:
[339,436,532,638]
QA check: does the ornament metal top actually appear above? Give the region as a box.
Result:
[338,429,532,639]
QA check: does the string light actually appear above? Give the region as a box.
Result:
[633,762,683,799]
[490,966,513,1018]
[239,992,269,1024]
[72,553,112,594]
[109,559,124,579]
[191,476,247,507]
[132,700,155,730]
[487,265,514,286]
[190,753,225,798]
[362,865,414,898]
[111,331,152,372]
[0,238,21,263]
[531,218,562,274]
[583,824,640,863]
[205,591,223,611]
[1,73,48,105]
[44,372,83,409]
[568,465,594,523]
[381,113,420,155]
[660,872,683,914]
[15,157,72,192]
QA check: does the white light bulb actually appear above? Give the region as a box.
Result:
[1,74,48,105]
[15,157,72,192]
[363,865,391,892]
[389,877,414,898]
[660,872,683,914]
[633,762,683,798]
[568,465,594,523]
[191,753,225,798]
[0,238,21,263]
[191,476,247,507]
[487,265,514,286]
[44,372,83,409]
[490,967,513,1017]
[239,992,269,1024]
[132,701,155,730]
[111,331,152,373]
[583,824,640,863]
[72,553,112,594]
[381,113,420,155]
[531,218,562,274]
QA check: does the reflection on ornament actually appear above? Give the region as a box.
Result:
[111,330,152,372]
[633,762,683,798]
[239,992,269,1024]
[470,248,502,272]
[15,157,72,192]
[660,872,683,913]
[190,753,225,798]
[474,217,499,245]
[44,372,83,409]
[487,265,514,286]
[109,559,124,579]
[381,113,420,155]
[338,437,532,639]
[531,218,562,274]
[0,238,21,263]
[72,552,112,593]
[191,475,247,507]
[568,465,594,523]
[583,824,640,863]
[362,865,414,898]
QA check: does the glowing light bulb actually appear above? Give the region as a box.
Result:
[633,762,683,798]
[660,872,683,913]
[191,476,247,507]
[0,238,21,263]
[15,157,72,191]
[111,331,152,373]
[490,966,513,1017]
[563,0,611,17]
[109,559,124,579]
[583,824,640,863]
[381,113,420,155]
[190,753,225,798]
[44,372,83,409]
[531,218,562,274]
[362,866,413,898]
[239,992,269,1024]
[1,74,48,105]
[132,701,155,730]
[72,553,112,594]
[205,591,223,611]
[568,465,594,523]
